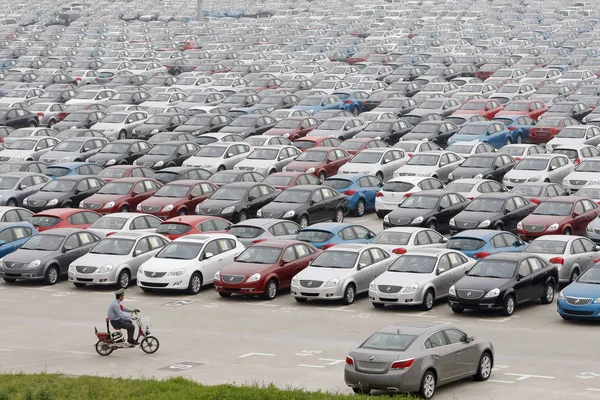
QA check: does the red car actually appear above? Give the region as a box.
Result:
[293,137,343,152]
[245,77,283,92]
[137,180,218,219]
[96,165,155,182]
[156,215,232,240]
[496,100,549,121]
[80,177,162,214]
[264,116,321,141]
[337,138,389,155]
[30,208,101,232]
[452,99,504,119]
[262,172,322,190]
[517,196,600,240]
[214,240,321,300]
[283,147,353,180]
[528,116,581,144]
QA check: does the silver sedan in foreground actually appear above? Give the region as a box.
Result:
[344,322,494,398]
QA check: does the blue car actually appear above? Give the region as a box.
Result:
[558,265,600,320]
[323,174,382,216]
[448,121,515,149]
[446,229,527,258]
[333,90,370,115]
[296,222,376,249]
[492,115,535,143]
[44,162,104,179]
[291,95,344,115]
[0,222,38,258]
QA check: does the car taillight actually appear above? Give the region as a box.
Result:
[322,244,337,250]
[467,196,474,200]
[549,257,564,265]
[507,126,516,131]
[390,358,415,369]
[343,190,356,196]
[376,192,384,197]
[594,258,600,264]
[37,112,44,117]
[251,239,267,245]
[392,248,407,254]
[106,232,116,237]
[473,251,490,259]
[515,157,522,161]
[403,192,413,198]
[75,77,81,81]
[344,100,353,104]
[408,153,413,157]
[574,158,581,165]
[529,198,540,205]
[345,356,354,366]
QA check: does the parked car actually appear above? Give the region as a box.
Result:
[0,172,50,207]
[87,139,152,166]
[87,213,162,238]
[446,230,527,258]
[137,180,217,219]
[30,209,101,232]
[557,265,600,320]
[323,174,382,217]
[0,222,37,257]
[80,177,161,214]
[133,141,198,170]
[156,215,232,240]
[502,154,574,188]
[296,223,375,249]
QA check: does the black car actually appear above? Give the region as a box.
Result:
[197,182,281,222]
[153,166,212,184]
[218,115,278,138]
[448,253,559,316]
[32,73,78,89]
[509,182,570,204]
[401,113,444,127]
[219,93,262,110]
[174,114,233,136]
[207,170,265,187]
[383,190,470,232]
[0,107,39,128]
[383,66,425,84]
[131,113,189,140]
[541,101,593,122]
[148,132,197,144]
[385,82,422,97]
[373,97,419,116]
[53,110,107,132]
[449,153,517,182]
[257,185,348,227]
[87,139,153,166]
[450,193,536,233]
[354,119,413,144]
[134,141,198,170]
[23,176,105,212]
[0,161,47,174]
[401,121,460,147]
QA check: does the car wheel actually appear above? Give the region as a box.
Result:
[218,292,232,298]
[505,138,511,145]
[118,130,126,140]
[333,208,344,223]
[570,269,580,283]
[376,211,386,219]
[263,279,278,300]
[354,199,365,217]
[372,302,385,309]
[544,178,550,183]
[342,284,356,305]
[420,289,435,311]
[502,295,515,316]
[6,199,17,207]
[298,215,309,228]
[351,106,359,116]
[474,352,493,381]
[178,209,187,216]
[563,227,572,235]
[426,220,437,230]
[119,205,129,212]
[375,172,384,181]
[73,282,86,288]
[117,270,130,289]
[187,272,202,295]
[541,282,555,304]
[516,134,522,144]
[28,121,37,127]
[295,297,307,303]
[494,223,504,231]
[44,265,59,285]
[63,201,72,208]
[451,306,464,314]
[318,171,326,181]
[352,388,370,394]
[237,210,248,222]
[217,165,226,172]
[419,370,436,399]
[3,278,16,283]
[48,119,55,128]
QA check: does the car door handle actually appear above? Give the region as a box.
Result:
[456,351,461,355]
[217,258,224,262]
[433,355,439,360]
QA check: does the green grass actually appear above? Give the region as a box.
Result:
[0,374,413,400]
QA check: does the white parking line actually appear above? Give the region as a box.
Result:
[238,353,275,358]
[586,388,600,392]
[316,306,355,312]
[505,373,554,380]
[298,364,325,368]
[248,302,277,307]
[396,312,437,318]
[489,380,515,384]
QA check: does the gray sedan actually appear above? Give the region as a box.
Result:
[228,218,301,247]
[344,322,494,398]
[233,145,301,175]
[0,137,60,162]
[39,137,108,163]
[68,232,170,289]
[0,172,50,207]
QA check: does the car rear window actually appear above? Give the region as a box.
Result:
[30,216,61,227]
[382,182,414,192]
[157,223,193,235]
[447,237,486,251]
[45,167,71,177]
[323,179,352,190]
[154,171,180,183]
[297,230,335,243]
[229,225,265,239]
[360,332,418,351]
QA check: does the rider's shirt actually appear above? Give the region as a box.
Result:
[107,299,132,322]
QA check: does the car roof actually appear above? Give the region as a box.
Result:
[530,234,576,242]
[174,233,236,242]
[37,227,87,235]
[253,239,307,248]
[47,162,98,168]
[234,218,287,228]
[452,229,509,239]
[34,208,98,217]
[546,196,588,203]
[302,222,363,232]
[378,322,453,336]
[162,215,227,224]
[485,253,538,262]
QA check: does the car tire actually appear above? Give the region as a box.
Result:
[318,171,326,181]
[502,295,515,316]
[474,352,493,381]
[29,121,37,127]
[117,270,130,289]
[3,278,16,283]
[541,282,555,304]
[178,209,187,216]
[494,223,503,231]
[333,208,344,223]
[44,265,59,285]
[295,297,307,303]
[375,172,384,181]
[376,211,386,219]
[119,205,129,212]
[217,165,226,172]
[563,227,572,235]
[118,130,126,140]
[187,272,202,295]
[451,306,464,314]
[48,119,55,128]
[342,284,356,305]
[351,106,359,116]
[505,138,511,145]
[73,282,86,288]
[426,220,437,230]
[516,134,522,144]
[63,201,72,208]
[298,215,309,228]
[263,279,278,300]
[354,199,365,217]
[570,269,580,283]
[218,292,232,298]
[6,199,17,207]
[419,370,436,400]
[372,302,385,309]
[237,210,248,222]
[420,289,435,311]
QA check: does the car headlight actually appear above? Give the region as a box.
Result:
[136,204,142,211]
[257,209,263,216]
[448,172,454,180]
[411,216,423,224]
[167,268,185,276]
[594,298,600,304]
[12,155,22,160]
[25,259,41,269]
[588,224,593,232]
[283,210,295,218]
[283,133,290,138]
[68,263,75,271]
[282,167,288,172]
[133,160,139,165]
[478,219,491,228]
[403,283,419,293]
[47,199,58,206]
[69,125,77,130]
[79,201,84,208]
[214,271,221,281]
[558,290,565,300]
[163,204,174,211]
[60,157,71,162]
[291,276,299,285]
[222,206,235,214]
[306,167,315,173]
[255,165,267,171]
[384,214,390,222]
[548,223,559,231]
[246,273,261,282]
[151,129,159,134]
[484,288,500,298]
[138,267,144,275]
[527,175,541,182]
[590,179,599,185]
[98,264,114,273]
[474,173,483,179]
[369,281,376,289]
[417,171,428,176]
[103,201,115,209]
[449,285,456,296]
[449,218,455,226]
[106,159,116,166]
[324,278,340,287]
[154,160,164,167]
[23,197,29,205]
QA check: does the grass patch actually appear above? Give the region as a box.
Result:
[0,374,412,399]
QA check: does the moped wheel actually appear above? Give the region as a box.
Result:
[95,341,113,356]
[140,336,160,354]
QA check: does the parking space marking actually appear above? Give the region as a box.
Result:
[505,373,555,381]
[478,316,519,323]
[161,299,199,307]
[489,380,515,384]
[238,353,275,358]
[160,362,205,371]
[586,388,600,392]
[396,312,437,318]
[248,302,278,308]
[298,364,325,368]
[315,306,355,313]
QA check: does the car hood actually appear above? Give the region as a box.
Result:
[0,149,33,158]
[455,275,512,291]
[134,123,166,132]
[237,159,275,167]
[294,265,353,282]
[452,166,492,178]
[260,201,304,213]
[451,134,484,142]
[140,257,195,273]
[548,138,585,148]
[520,214,570,226]
[563,281,600,298]
[220,261,273,276]
[564,171,600,182]
[219,126,249,134]
[286,160,322,170]
[373,270,434,286]
[54,121,83,129]
[28,191,72,201]
[310,129,342,136]
[396,165,437,174]
[137,154,174,163]
[201,198,241,209]
[91,123,123,131]
[73,252,131,267]
[84,193,128,204]
[41,150,79,160]
[4,248,56,263]
[88,153,125,162]
[454,210,500,222]
[402,132,434,140]
[139,196,185,207]
[387,207,433,219]
[264,128,293,136]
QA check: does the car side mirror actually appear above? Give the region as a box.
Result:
[549,165,556,171]
[133,249,142,257]
[18,184,28,190]
[358,262,367,270]
[516,273,524,281]
[596,245,600,252]
[309,199,316,206]
[280,259,288,266]
[437,267,446,275]
[465,335,475,343]
[227,153,234,158]
[438,205,444,211]
[0,240,6,246]
[248,195,256,201]
[63,246,73,253]
[503,208,509,215]
[203,252,214,259]
[573,212,580,217]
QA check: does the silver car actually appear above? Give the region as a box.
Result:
[503,154,574,188]
[3,127,58,148]
[182,143,252,172]
[87,213,163,238]
[0,137,60,162]
[290,244,396,304]
[0,206,33,222]
[90,111,149,140]
[233,145,301,175]
[369,249,476,310]
[228,218,301,247]
[546,126,600,150]
[344,322,494,398]
[562,158,600,193]
[306,117,366,140]
[0,172,50,207]
[68,232,170,288]
[338,148,409,181]
[28,103,65,128]
[370,227,449,254]
[393,151,464,183]
[39,137,108,163]
[523,235,600,283]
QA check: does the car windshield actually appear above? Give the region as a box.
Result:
[310,250,357,268]
[297,230,334,242]
[98,168,127,179]
[360,332,417,351]
[514,158,548,171]
[511,185,543,196]
[393,143,417,152]
[53,141,83,152]
[7,139,36,150]
[447,237,486,251]
[382,181,414,192]
[21,234,63,251]
[248,148,278,160]
[274,190,311,203]
[350,152,382,164]
[100,114,128,124]
[318,120,345,130]
[100,143,131,154]
[296,151,327,162]
[236,246,282,264]
[458,125,486,135]
[407,154,439,166]
[323,179,352,189]
[371,231,411,245]
[148,144,177,156]
[412,123,439,134]
[97,182,133,195]
[465,198,505,212]
[90,216,127,230]
[155,241,203,260]
[468,259,517,278]
[145,115,173,125]
[533,201,573,216]
[460,102,486,110]
[388,255,437,273]
[444,182,474,193]
[524,240,567,254]
[556,128,586,138]
[41,179,76,192]
[195,146,227,158]
[364,122,392,132]
[211,187,247,201]
[64,112,89,122]
[401,194,440,209]
[461,157,494,168]
[187,115,213,125]
[90,238,135,255]
[578,267,600,284]
[0,176,18,189]
[575,160,600,172]
[154,184,190,198]
[419,100,444,109]
[228,224,267,240]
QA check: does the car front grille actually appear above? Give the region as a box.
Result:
[456,221,478,229]
[377,285,402,293]
[76,277,93,282]
[199,207,222,215]
[562,309,594,316]
[222,275,245,284]
[76,266,97,273]
[43,159,58,163]
[395,172,416,177]
[142,205,161,213]
[390,217,411,225]
[237,166,255,171]
[457,289,484,300]
[27,200,47,207]
[84,203,103,210]
[144,271,167,278]
[570,180,587,186]
[262,211,282,218]
[509,178,526,184]
[524,224,545,232]
[566,296,593,306]
[0,156,11,161]
[4,261,25,269]
[300,280,323,288]
[300,292,320,296]
[139,281,169,287]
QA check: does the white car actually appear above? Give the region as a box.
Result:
[338,148,409,181]
[91,111,149,140]
[443,178,508,200]
[137,234,245,294]
[87,212,163,237]
[562,159,600,192]
[392,151,464,183]
[139,92,187,109]
[369,227,448,254]
[65,89,116,106]
[546,126,600,150]
[503,154,574,188]
[182,143,252,172]
[375,176,445,218]
[393,140,441,156]
[445,141,497,159]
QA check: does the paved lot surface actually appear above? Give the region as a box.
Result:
[2,214,599,399]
